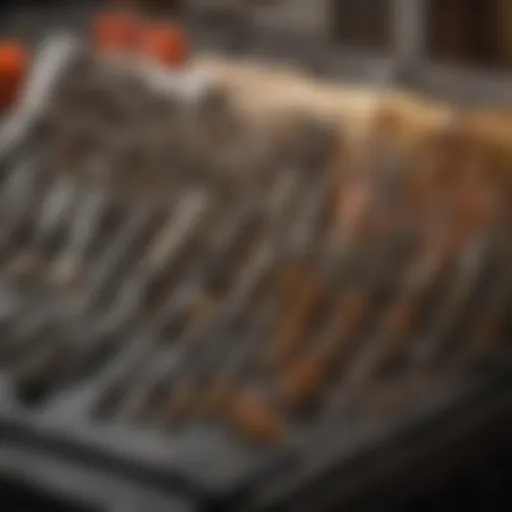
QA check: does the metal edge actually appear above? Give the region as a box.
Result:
[0,441,197,512]
[0,33,83,160]
[0,376,294,502]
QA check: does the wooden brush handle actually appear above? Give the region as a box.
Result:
[227,388,283,444]
[271,268,324,365]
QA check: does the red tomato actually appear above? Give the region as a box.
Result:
[92,12,141,53]
[0,41,29,110]
[140,23,189,68]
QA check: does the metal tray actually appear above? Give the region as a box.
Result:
[1,338,512,511]
[0,439,196,512]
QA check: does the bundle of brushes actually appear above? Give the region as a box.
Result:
[0,46,510,445]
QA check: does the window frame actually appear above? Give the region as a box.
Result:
[394,0,512,105]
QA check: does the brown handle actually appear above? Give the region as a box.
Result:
[346,296,419,389]
[270,269,324,366]
[227,389,283,444]
[280,289,370,409]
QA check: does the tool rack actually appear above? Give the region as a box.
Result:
[0,2,511,512]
